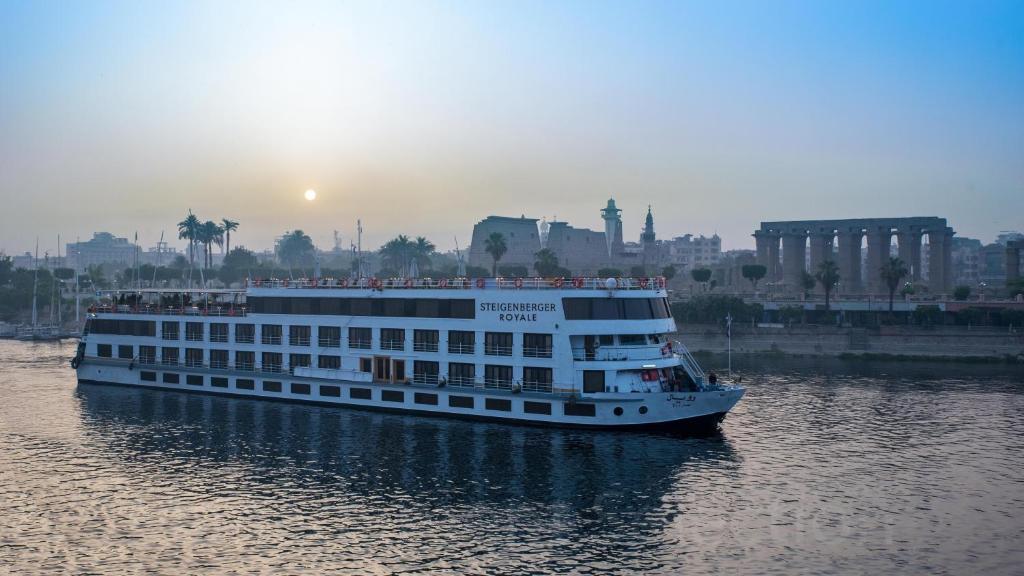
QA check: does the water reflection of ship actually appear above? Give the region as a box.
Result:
[76,383,738,509]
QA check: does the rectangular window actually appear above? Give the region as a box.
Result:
[97,344,112,358]
[523,333,552,358]
[380,328,405,351]
[484,332,513,356]
[289,325,311,346]
[209,323,228,343]
[583,371,605,393]
[185,322,204,342]
[139,346,156,365]
[522,367,553,393]
[485,398,512,412]
[350,299,372,316]
[235,378,255,390]
[415,299,439,318]
[448,395,474,409]
[289,353,311,372]
[619,334,646,345]
[383,299,405,317]
[318,355,341,370]
[162,372,180,384]
[262,352,283,373]
[561,298,672,320]
[262,380,282,393]
[320,385,341,397]
[161,321,179,340]
[161,347,179,366]
[117,345,133,359]
[623,299,653,321]
[448,330,475,354]
[524,401,551,415]
[359,358,372,373]
[291,382,311,395]
[413,329,439,352]
[261,324,282,345]
[564,403,596,417]
[382,390,404,403]
[591,299,620,320]
[350,387,372,400]
[210,349,229,369]
[235,351,255,371]
[449,299,474,319]
[448,362,475,387]
[186,374,204,386]
[414,392,438,405]
[235,323,255,344]
[318,326,341,348]
[413,360,439,385]
[141,371,157,382]
[348,327,371,349]
[484,364,513,390]
[211,377,228,388]
[185,348,204,368]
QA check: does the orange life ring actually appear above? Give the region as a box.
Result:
[438,278,449,288]
[514,277,523,289]
[404,278,414,288]
[571,277,584,289]
[551,277,564,288]
[339,278,349,288]
[638,277,650,289]
[475,278,486,289]
[370,277,382,289]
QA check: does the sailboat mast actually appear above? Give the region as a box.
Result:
[31,239,38,327]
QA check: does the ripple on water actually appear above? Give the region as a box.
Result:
[1,341,1022,574]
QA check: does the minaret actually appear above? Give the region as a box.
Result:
[641,205,656,269]
[601,198,622,258]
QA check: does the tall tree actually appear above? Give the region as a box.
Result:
[199,221,223,268]
[534,248,560,276]
[691,268,712,291]
[221,219,239,254]
[484,232,507,276]
[880,257,909,312]
[177,211,201,267]
[380,235,414,275]
[277,230,316,268]
[413,236,436,270]
[661,265,677,282]
[742,264,767,291]
[815,259,840,311]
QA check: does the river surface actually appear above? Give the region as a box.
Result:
[1,340,1022,574]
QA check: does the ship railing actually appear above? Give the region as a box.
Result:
[288,336,311,346]
[447,343,475,355]
[349,340,372,350]
[209,334,228,343]
[522,346,553,358]
[380,339,405,351]
[521,381,553,394]
[261,335,282,345]
[235,335,255,344]
[413,373,440,386]
[672,340,706,386]
[413,342,439,353]
[571,344,671,362]
[318,338,341,348]
[90,305,248,317]
[246,276,668,291]
[484,345,513,356]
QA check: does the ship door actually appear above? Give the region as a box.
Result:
[392,359,406,383]
[373,356,391,382]
[584,335,597,361]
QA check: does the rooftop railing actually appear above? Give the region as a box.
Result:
[90,305,247,317]
[247,276,667,291]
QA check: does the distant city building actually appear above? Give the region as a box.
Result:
[66,233,140,270]
[468,199,721,275]
[950,237,983,286]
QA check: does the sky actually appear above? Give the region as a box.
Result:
[1,0,1022,257]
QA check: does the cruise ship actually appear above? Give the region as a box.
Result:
[72,276,744,430]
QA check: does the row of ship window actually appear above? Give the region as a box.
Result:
[136,370,597,416]
[97,343,559,392]
[89,320,553,357]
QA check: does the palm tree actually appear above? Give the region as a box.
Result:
[380,235,414,275]
[484,232,507,276]
[534,248,559,276]
[177,211,201,267]
[221,219,239,254]
[814,259,840,311]
[880,256,909,313]
[413,236,435,271]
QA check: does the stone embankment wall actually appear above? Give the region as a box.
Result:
[673,324,1024,361]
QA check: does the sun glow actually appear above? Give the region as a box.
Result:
[304,189,317,201]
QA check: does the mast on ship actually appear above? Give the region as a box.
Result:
[31,239,38,328]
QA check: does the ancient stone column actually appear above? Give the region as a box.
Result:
[808,233,832,292]
[837,231,862,294]
[782,232,807,292]
[866,228,891,295]
[897,229,922,283]
[927,230,945,294]
[943,229,954,292]
[1007,242,1021,282]
[754,231,771,268]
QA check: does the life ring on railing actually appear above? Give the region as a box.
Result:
[370,277,382,289]
[339,278,349,288]
[404,278,414,288]
[638,277,649,289]
[571,277,584,289]
[656,276,666,288]
[514,277,523,289]
[475,278,486,289]
[551,277,564,288]
[283,279,290,287]
[438,278,449,288]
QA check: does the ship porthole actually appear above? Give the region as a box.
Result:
[613,407,623,416]
[639,406,648,415]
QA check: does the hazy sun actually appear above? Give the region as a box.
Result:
[304,189,317,201]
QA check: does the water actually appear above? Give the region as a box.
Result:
[1,341,1022,575]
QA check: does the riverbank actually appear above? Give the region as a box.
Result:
[674,323,1024,363]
